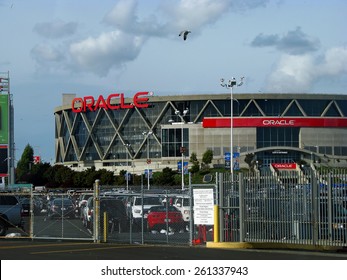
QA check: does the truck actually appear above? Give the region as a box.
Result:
[0,194,24,236]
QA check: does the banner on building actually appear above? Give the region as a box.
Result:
[177,161,189,174]
[0,145,8,176]
[0,94,8,145]
[225,152,240,170]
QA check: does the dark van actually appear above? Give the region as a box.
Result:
[91,197,128,233]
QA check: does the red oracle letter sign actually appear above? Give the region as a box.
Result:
[133,92,150,108]
[95,95,108,110]
[72,97,83,113]
[106,94,120,110]
[84,96,95,112]
[71,91,152,112]
[120,93,134,109]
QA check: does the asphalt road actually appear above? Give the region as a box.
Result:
[0,239,346,260]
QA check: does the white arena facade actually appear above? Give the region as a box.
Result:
[54,92,347,174]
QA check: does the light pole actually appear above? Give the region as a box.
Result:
[172,108,189,190]
[220,77,244,174]
[124,143,131,191]
[142,131,153,190]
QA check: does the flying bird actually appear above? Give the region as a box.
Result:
[179,30,191,41]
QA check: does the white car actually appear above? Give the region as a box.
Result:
[82,197,94,229]
[173,196,191,225]
[127,196,162,228]
[77,193,93,219]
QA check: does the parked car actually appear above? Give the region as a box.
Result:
[126,196,162,230]
[0,195,24,236]
[19,198,31,216]
[47,198,76,219]
[19,197,44,216]
[82,197,94,228]
[173,196,191,226]
[147,205,184,232]
[90,197,128,233]
[76,193,93,219]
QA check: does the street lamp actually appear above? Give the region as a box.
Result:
[220,77,244,174]
[142,131,153,190]
[170,108,189,190]
[124,143,131,191]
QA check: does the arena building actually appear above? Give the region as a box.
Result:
[54,92,347,174]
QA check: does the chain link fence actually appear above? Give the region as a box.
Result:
[1,169,346,248]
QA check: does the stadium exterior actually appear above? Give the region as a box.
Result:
[54,92,347,174]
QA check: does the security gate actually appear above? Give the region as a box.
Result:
[218,170,347,246]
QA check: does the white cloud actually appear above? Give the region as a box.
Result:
[69,30,145,76]
[31,44,64,64]
[30,0,272,77]
[162,0,233,32]
[33,20,78,39]
[251,27,320,55]
[266,47,347,92]
[103,0,137,28]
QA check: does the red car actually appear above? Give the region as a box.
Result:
[147,206,184,232]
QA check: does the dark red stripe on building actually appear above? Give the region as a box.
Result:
[202,117,347,128]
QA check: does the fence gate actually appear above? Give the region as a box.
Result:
[218,170,347,247]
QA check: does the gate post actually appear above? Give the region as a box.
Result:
[94,179,100,243]
[189,173,193,245]
[213,173,219,242]
[219,173,225,242]
[311,171,318,245]
[214,204,219,242]
[239,173,245,242]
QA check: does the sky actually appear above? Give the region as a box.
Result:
[0,0,346,164]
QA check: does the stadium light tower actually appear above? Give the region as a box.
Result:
[124,143,131,191]
[142,131,153,190]
[170,108,189,190]
[220,77,244,174]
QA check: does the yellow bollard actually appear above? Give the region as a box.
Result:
[103,212,107,243]
[214,205,219,242]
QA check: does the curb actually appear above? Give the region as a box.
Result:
[206,241,346,252]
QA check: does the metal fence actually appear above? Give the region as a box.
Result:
[1,169,346,248]
[219,169,347,247]
[0,185,201,245]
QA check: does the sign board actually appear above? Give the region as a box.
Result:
[203,117,347,128]
[33,155,41,164]
[144,169,152,179]
[193,188,214,225]
[225,152,240,170]
[233,152,240,171]
[272,163,297,169]
[71,92,151,113]
[0,145,8,176]
[0,95,9,144]
[177,161,189,174]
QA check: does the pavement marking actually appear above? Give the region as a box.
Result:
[0,242,95,250]
[30,244,153,255]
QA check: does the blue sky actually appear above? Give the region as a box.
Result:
[1,0,346,163]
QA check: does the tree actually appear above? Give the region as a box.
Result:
[202,149,213,166]
[245,154,254,169]
[153,167,176,186]
[190,152,200,174]
[16,144,34,183]
[29,162,51,186]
